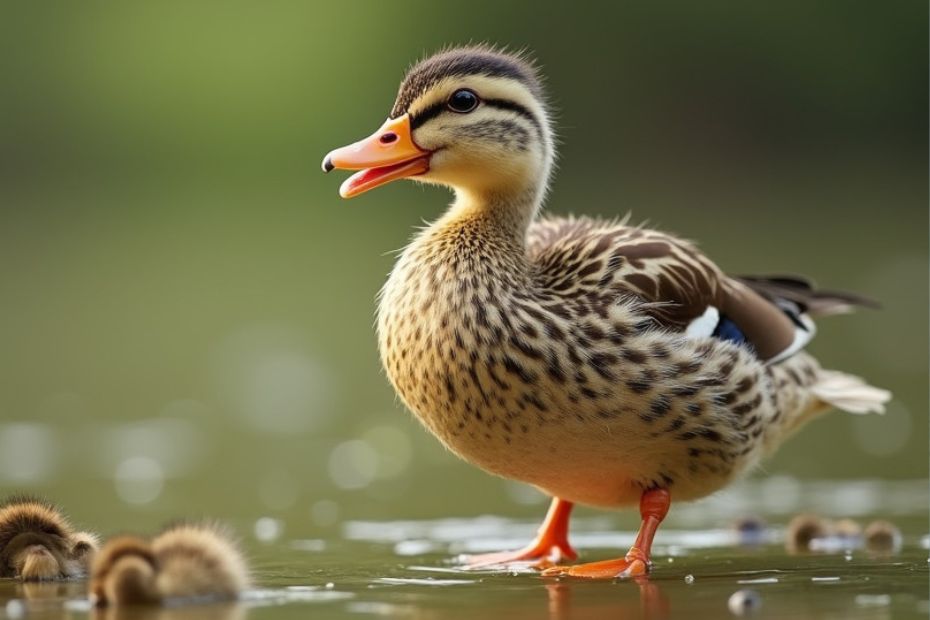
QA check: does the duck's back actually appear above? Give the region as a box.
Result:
[528,216,794,358]
[152,524,247,602]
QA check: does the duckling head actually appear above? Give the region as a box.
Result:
[0,495,97,580]
[89,536,160,607]
[9,536,67,581]
[323,45,554,206]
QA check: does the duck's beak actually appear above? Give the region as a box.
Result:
[322,114,430,198]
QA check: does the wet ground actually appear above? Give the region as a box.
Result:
[2,511,927,620]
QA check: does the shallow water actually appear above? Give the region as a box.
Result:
[3,509,927,620]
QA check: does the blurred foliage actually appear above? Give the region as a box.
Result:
[0,1,926,536]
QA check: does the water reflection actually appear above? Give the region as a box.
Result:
[16,579,86,602]
[347,578,671,619]
[91,603,245,620]
[544,579,670,620]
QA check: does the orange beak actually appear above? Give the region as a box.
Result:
[322,114,431,198]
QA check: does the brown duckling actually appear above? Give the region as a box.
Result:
[322,45,891,579]
[863,520,901,553]
[785,514,829,552]
[90,522,248,607]
[0,495,99,580]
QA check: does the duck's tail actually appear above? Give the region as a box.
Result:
[736,274,880,316]
[760,353,892,456]
[810,369,891,415]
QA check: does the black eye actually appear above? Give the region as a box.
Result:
[447,89,479,113]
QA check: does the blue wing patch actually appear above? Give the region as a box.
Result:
[713,315,748,346]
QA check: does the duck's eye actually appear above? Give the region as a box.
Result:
[447,89,479,113]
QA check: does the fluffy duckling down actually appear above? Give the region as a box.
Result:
[90,522,248,607]
[0,495,99,581]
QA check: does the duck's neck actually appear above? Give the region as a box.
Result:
[434,183,545,251]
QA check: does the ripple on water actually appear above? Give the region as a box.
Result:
[375,577,476,587]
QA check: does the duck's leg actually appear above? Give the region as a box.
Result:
[541,488,670,579]
[465,497,577,567]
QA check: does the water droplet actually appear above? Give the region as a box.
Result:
[728,589,761,615]
[5,599,26,619]
[684,574,695,584]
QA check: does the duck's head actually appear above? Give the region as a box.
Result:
[0,496,98,580]
[323,46,554,202]
[88,535,159,607]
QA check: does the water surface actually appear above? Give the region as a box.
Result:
[3,503,927,620]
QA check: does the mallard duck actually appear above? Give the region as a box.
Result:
[89,523,248,607]
[0,495,99,581]
[322,45,891,579]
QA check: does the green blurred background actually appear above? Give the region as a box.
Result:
[0,2,926,538]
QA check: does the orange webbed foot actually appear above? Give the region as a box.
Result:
[541,551,648,579]
[462,497,576,569]
[464,539,577,569]
[543,488,670,580]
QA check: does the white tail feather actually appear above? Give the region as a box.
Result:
[810,370,891,415]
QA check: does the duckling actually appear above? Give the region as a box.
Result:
[863,520,901,553]
[731,515,767,546]
[322,45,891,579]
[90,523,248,607]
[0,495,99,580]
[785,514,829,552]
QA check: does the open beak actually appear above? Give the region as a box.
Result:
[322,114,430,198]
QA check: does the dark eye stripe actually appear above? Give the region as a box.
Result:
[483,99,543,138]
[409,102,446,130]
[410,97,543,140]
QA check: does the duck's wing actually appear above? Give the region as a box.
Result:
[735,274,880,316]
[526,216,865,363]
[731,275,880,363]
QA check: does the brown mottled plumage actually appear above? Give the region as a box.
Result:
[323,45,891,578]
[90,523,248,607]
[0,495,99,581]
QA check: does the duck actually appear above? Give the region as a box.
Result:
[89,522,248,607]
[0,495,99,581]
[322,45,891,579]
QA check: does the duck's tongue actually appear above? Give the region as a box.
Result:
[340,157,430,198]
